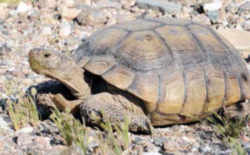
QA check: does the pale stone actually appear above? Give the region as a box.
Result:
[15,126,33,134]
[203,0,222,11]
[59,22,72,37]
[61,7,81,20]
[0,3,9,20]
[62,0,75,7]
[217,29,250,53]
[135,0,181,14]
[41,26,52,36]
[16,2,32,14]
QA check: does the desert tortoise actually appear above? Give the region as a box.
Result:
[29,18,250,133]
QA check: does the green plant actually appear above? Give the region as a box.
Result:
[50,108,88,154]
[100,117,131,155]
[207,112,248,154]
[50,107,132,155]
[8,92,40,130]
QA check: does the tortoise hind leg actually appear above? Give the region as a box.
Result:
[79,92,153,134]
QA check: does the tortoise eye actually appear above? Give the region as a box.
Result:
[44,53,51,58]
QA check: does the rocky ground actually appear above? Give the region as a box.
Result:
[0,0,250,154]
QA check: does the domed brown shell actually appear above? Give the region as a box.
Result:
[73,18,250,126]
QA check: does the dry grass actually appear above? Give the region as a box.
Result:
[50,108,88,154]
[207,112,248,155]
[50,107,131,155]
[7,88,40,130]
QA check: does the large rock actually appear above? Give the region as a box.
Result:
[217,29,250,53]
[135,0,181,14]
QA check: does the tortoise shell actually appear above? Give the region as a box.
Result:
[73,18,250,126]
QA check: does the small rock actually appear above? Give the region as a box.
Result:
[79,0,92,6]
[76,7,108,26]
[0,115,12,131]
[41,26,52,36]
[206,10,219,22]
[38,0,57,9]
[203,0,222,12]
[153,137,168,147]
[15,126,33,134]
[121,0,136,9]
[135,0,181,14]
[0,3,9,20]
[16,2,32,14]
[177,7,192,19]
[59,22,72,37]
[202,0,222,22]
[199,145,212,153]
[242,21,250,31]
[61,7,81,20]
[32,136,51,150]
[46,0,58,9]
[94,0,122,9]
[62,0,75,8]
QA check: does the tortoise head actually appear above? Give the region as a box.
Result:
[29,48,91,99]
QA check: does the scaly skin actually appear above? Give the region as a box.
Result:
[29,48,152,133]
[29,48,91,111]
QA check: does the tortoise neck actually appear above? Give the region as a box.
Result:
[47,65,91,100]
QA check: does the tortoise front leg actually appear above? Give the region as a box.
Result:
[79,92,153,134]
[51,93,83,113]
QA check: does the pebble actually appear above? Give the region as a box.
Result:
[76,7,109,26]
[16,2,32,14]
[62,0,75,8]
[94,0,122,9]
[203,0,222,12]
[135,0,181,14]
[15,126,34,134]
[0,4,9,20]
[61,7,81,20]
[0,115,12,131]
[41,26,53,36]
[206,10,219,22]
[242,20,250,31]
[59,22,72,37]
[121,0,136,9]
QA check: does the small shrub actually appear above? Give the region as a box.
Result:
[50,108,131,155]
[8,92,40,130]
[207,112,248,154]
[50,108,88,154]
[99,117,131,155]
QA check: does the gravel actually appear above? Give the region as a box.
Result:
[0,0,249,154]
